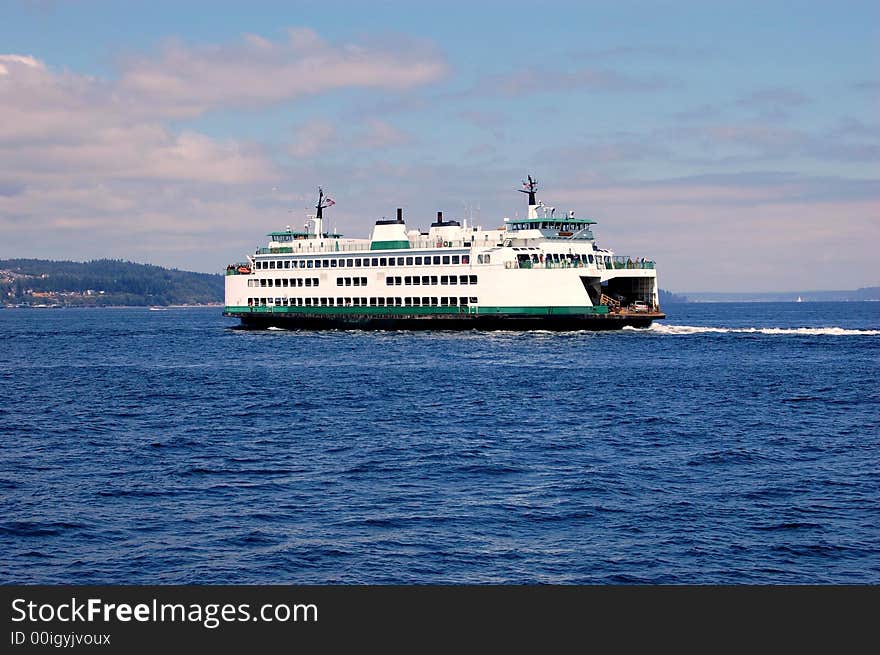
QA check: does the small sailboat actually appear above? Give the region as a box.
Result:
[796,296,803,303]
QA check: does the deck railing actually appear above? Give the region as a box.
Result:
[506,257,655,270]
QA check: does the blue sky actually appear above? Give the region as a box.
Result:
[1,0,877,291]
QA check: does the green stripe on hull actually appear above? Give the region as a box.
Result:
[224,305,609,316]
[370,240,411,250]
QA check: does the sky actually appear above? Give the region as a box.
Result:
[0,0,878,292]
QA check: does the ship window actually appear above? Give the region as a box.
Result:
[430,276,438,285]
[386,277,394,286]
[397,257,405,265]
[412,276,420,286]
[372,258,379,266]
[422,297,430,306]
[282,279,289,287]
[452,256,460,264]
[395,297,402,306]
[305,298,312,306]
[406,257,414,265]
[378,298,386,306]
[337,278,343,286]
[305,278,312,287]
[449,276,457,285]
[396,277,402,285]
[441,275,448,285]
[430,297,438,306]
[442,256,450,264]
[346,259,353,267]
[441,297,449,306]
[470,275,477,285]
[450,297,458,306]
[459,276,468,285]
[283,261,289,269]
[405,297,412,306]
[320,260,327,268]
[314,278,319,286]
[421,276,429,285]
[424,258,432,266]
[269,261,276,269]
[588,254,594,263]
[403,276,411,285]
[355,258,362,266]
[306,260,313,268]
[470,297,477,304]
[331,260,337,268]
[415,257,422,265]
[361,277,367,286]
[462,255,470,264]
[369,298,376,306]
[460,297,469,305]
[297,261,304,268]
[320,298,327,306]
[413,297,421,306]
[380,258,387,266]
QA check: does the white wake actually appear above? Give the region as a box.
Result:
[624,323,880,336]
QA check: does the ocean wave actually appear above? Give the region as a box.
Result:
[629,323,880,336]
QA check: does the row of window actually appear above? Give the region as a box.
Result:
[248,297,478,308]
[255,254,471,270]
[385,275,478,286]
[248,278,320,288]
[517,252,610,265]
[335,277,368,287]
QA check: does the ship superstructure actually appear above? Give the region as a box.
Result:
[224,177,664,329]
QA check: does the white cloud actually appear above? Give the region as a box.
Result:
[0,28,448,269]
[117,28,447,116]
[288,119,338,158]
[356,119,413,149]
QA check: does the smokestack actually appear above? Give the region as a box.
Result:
[397,208,403,223]
[437,211,443,224]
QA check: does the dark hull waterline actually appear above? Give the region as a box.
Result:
[226,311,666,331]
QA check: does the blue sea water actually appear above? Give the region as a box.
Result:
[1,302,878,584]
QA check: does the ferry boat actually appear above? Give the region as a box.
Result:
[223,176,665,330]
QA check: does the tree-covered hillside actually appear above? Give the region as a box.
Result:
[0,259,223,306]
[659,288,688,304]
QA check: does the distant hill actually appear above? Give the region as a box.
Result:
[682,287,880,302]
[659,288,688,304]
[0,259,223,307]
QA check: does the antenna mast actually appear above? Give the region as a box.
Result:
[314,187,335,237]
[518,175,539,219]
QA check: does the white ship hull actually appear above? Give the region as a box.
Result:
[224,179,665,330]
